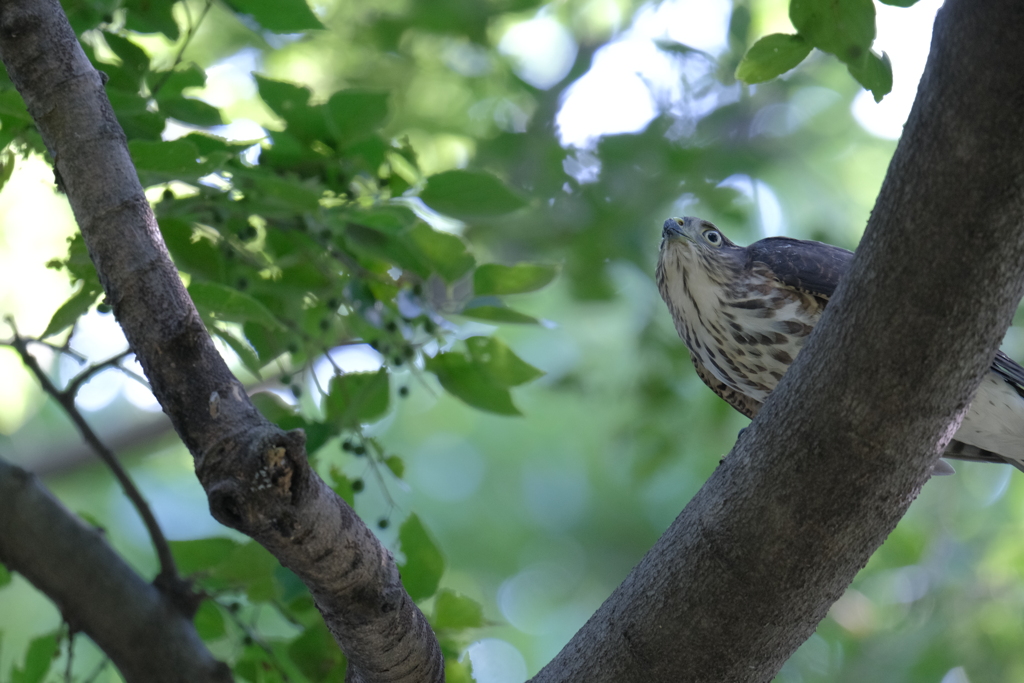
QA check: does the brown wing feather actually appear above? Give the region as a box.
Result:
[745,236,854,300]
[689,353,763,419]
[746,238,1022,388]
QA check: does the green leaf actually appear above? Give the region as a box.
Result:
[63,233,99,282]
[0,90,31,122]
[181,132,252,155]
[847,50,893,102]
[189,281,286,330]
[110,94,166,140]
[473,263,558,295]
[102,32,150,85]
[243,321,292,366]
[325,369,389,428]
[129,139,213,183]
[459,305,539,325]
[729,4,752,47]
[213,541,279,602]
[343,223,429,277]
[433,589,484,629]
[446,659,475,683]
[223,0,325,32]
[303,421,335,455]
[193,600,226,640]
[161,97,224,127]
[151,65,206,100]
[247,171,324,211]
[407,223,475,282]
[465,336,543,387]
[329,467,355,506]
[234,644,277,683]
[10,633,58,683]
[124,0,180,39]
[213,327,264,377]
[426,336,541,414]
[274,565,309,605]
[384,455,404,479]
[288,622,346,683]
[169,538,240,576]
[255,75,312,118]
[251,391,297,425]
[42,282,102,338]
[790,0,875,64]
[159,218,225,282]
[398,514,445,601]
[426,350,520,415]
[326,90,389,144]
[735,33,813,84]
[0,562,11,588]
[420,170,527,220]
[424,337,542,415]
[348,206,418,234]
[0,150,14,194]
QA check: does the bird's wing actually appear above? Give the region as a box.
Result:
[991,350,1024,399]
[689,353,762,419]
[746,237,855,300]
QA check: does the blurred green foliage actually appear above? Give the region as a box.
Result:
[2,0,1023,682]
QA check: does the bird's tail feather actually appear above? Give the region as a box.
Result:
[944,440,1024,474]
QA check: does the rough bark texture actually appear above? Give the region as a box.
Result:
[0,457,232,683]
[0,2,442,682]
[532,1,1024,681]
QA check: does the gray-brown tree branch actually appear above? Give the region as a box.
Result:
[0,1,442,681]
[532,0,1024,680]
[0,457,231,683]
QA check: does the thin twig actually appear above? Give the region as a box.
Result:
[63,349,132,397]
[220,600,295,683]
[64,627,75,683]
[4,323,179,584]
[361,438,398,513]
[25,337,87,362]
[322,346,343,376]
[80,658,109,683]
[149,0,214,97]
[309,363,328,399]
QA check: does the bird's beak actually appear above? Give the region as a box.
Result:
[662,218,688,242]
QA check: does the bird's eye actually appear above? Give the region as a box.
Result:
[703,230,722,246]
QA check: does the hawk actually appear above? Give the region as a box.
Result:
[656,215,1024,474]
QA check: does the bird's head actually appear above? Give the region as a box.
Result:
[658,217,745,288]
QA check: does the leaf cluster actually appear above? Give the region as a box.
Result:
[734,0,919,101]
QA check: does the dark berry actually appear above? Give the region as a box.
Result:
[352,479,365,492]
[399,386,409,397]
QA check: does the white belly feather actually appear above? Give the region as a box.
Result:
[955,372,1024,464]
